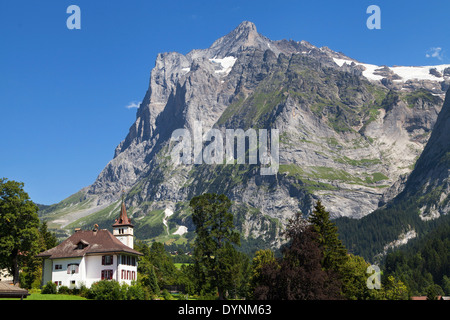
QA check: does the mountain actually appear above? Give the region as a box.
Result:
[401,88,450,219]
[39,22,450,252]
[336,87,450,261]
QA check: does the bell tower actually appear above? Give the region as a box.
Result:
[112,194,134,249]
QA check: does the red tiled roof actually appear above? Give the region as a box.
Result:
[112,201,133,227]
[36,229,142,259]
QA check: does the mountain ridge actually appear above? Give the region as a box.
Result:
[39,22,449,252]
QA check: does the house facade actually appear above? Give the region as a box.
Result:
[37,202,142,288]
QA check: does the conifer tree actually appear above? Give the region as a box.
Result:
[308,200,348,272]
[190,193,240,300]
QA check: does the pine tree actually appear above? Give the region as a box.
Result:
[190,193,240,300]
[308,200,348,273]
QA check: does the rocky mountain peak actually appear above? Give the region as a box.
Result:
[233,20,257,34]
[208,21,276,58]
[43,21,449,249]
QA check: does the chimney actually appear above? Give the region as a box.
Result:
[74,228,81,233]
[93,224,99,232]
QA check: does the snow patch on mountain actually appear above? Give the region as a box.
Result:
[209,56,237,75]
[163,208,174,235]
[173,225,188,236]
[333,57,450,82]
[391,65,450,82]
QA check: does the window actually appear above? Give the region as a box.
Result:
[54,264,63,270]
[119,255,136,266]
[101,270,113,280]
[67,263,79,274]
[76,240,88,250]
[120,270,136,280]
[102,255,113,265]
[54,281,62,286]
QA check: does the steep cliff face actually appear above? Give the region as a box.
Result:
[399,88,450,221]
[336,88,450,261]
[40,22,449,248]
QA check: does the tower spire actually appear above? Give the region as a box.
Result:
[113,190,134,248]
[113,190,133,227]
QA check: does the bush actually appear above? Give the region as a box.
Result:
[87,280,147,300]
[76,284,90,298]
[177,293,188,300]
[88,280,124,300]
[124,282,145,300]
[42,281,57,294]
[57,285,71,294]
[162,289,174,300]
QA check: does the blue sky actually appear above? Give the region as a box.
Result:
[1,0,449,205]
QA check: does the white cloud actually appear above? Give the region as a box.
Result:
[125,101,140,109]
[426,47,444,61]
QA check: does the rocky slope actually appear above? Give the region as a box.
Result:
[40,22,450,249]
[399,87,450,221]
[336,88,450,261]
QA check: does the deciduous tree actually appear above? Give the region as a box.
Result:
[0,178,40,284]
[254,212,341,299]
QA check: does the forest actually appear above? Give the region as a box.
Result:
[1,177,449,300]
[383,218,450,297]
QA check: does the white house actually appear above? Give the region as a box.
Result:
[37,202,143,289]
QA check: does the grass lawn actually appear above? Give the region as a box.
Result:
[174,263,191,269]
[26,293,87,300]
